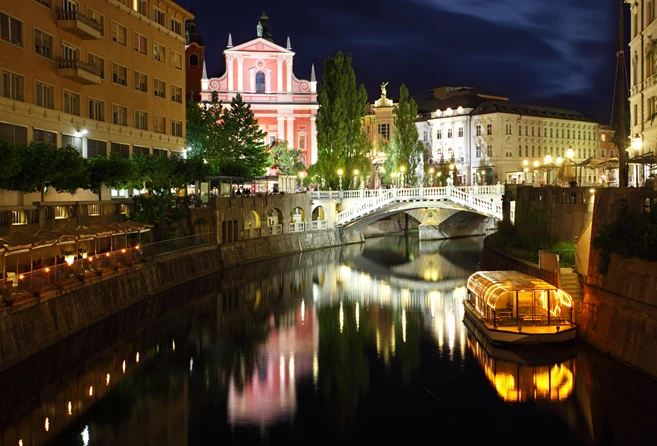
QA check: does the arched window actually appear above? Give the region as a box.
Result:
[256,71,265,93]
[189,54,198,67]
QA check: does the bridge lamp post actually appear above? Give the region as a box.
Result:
[391,172,396,187]
[523,167,529,183]
[429,167,435,187]
[353,169,359,189]
[449,163,455,185]
[544,155,552,185]
[533,160,540,184]
[337,169,343,191]
[400,166,405,188]
[437,171,442,186]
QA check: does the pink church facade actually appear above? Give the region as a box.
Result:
[201,26,318,168]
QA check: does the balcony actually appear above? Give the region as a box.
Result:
[57,58,101,85]
[57,10,102,40]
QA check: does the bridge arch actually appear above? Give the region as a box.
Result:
[244,209,261,229]
[267,207,283,226]
[291,206,306,223]
[312,205,325,221]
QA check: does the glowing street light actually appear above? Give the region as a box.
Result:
[566,148,574,159]
[429,167,435,186]
[545,154,552,164]
[631,134,643,150]
[337,169,343,191]
[353,169,359,189]
[399,166,405,187]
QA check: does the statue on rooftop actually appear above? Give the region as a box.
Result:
[257,21,263,37]
[381,82,388,98]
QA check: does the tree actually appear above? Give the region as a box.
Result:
[384,84,422,187]
[87,153,134,201]
[221,94,269,177]
[314,51,369,190]
[186,91,225,174]
[0,139,20,190]
[269,140,305,175]
[51,145,89,195]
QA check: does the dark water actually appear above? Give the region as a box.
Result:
[1,236,656,446]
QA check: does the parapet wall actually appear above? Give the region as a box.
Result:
[0,228,363,371]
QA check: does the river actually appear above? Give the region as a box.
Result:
[0,235,655,445]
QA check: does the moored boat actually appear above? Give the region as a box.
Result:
[464,270,576,345]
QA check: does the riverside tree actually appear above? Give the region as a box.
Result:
[269,140,305,176]
[314,51,369,190]
[384,84,423,187]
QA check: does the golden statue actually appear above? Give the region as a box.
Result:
[381,82,388,97]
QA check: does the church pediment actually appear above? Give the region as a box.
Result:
[227,37,293,54]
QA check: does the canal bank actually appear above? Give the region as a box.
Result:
[0,228,363,371]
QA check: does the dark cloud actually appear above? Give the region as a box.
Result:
[182,0,620,122]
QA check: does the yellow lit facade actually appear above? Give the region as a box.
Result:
[0,0,192,205]
[362,83,395,188]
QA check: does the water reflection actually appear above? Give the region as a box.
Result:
[1,236,656,445]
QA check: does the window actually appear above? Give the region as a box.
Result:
[538,128,541,137]
[2,70,24,101]
[171,120,182,137]
[153,148,167,157]
[550,128,553,138]
[62,0,78,11]
[34,29,53,58]
[112,104,127,126]
[172,51,182,70]
[487,124,492,136]
[112,63,127,86]
[447,128,452,138]
[153,78,165,98]
[87,8,104,35]
[0,123,27,145]
[189,54,198,67]
[154,115,166,134]
[601,148,606,158]
[133,0,147,15]
[525,126,528,136]
[567,129,571,139]
[0,12,23,47]
[378,123,390,140]
[487,145,492,158]
[133,145,149,156]
[518,145,522,157]
[153,42,165,63]
[458,127,464,138]
[88,98,104,121]
[35,81,54,109]
[110,142,129,158]
[111,21,126,46]
[88,53,104,78]
[635,104,638,126]
[134,110,148,130]
[33,129,57,147]
[423,130,428,141]
[170,18,182,35]
[436,129,442,140]
[34,0,52,8]
[171,85,182,103]
[12,211,27,225]
[561,129,565,139]
[133,32,147,55]
[62,134,82,153]
[298,133,306,151]
[86,139,106,158]
[152,6,165,26]
[475,146,482,158]
[255,71,265,93]
[134,71,147,92]
[63,90,80,115]
[61,42,78,61]
[531,126,535,137]
[475,125,482,136]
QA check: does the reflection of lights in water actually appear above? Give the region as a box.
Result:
[339,301,344,334]
[402,309,407,343]
[446,309,456,354]
[190,358,194,373]
[280,355,285,387]
[289,355,295,381]
[89,386,93,396]
[45,417,49,432]
[156,344,159,354]
[380,283,391,301]
[68,401,72,415]
[391,323,396,356]
[172,340,176,351]
[122,360,126,374]
[355,301,360,331]
[136,352,140,363]
[81,425,90,446]
[301,299,305,324]
[453,286,467,301]
[428,291,441,318]
[313,353,318,387]
[106,373,110,386]
[401,288,411,308]
[19,440,23,446]
[376,330,381,355]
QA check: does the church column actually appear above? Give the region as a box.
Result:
[310,116,317,164]
[227,56,235,91]
[287,117,295,147]
[277,116,285,142]
[249,70,255,93]
[237,56,244,92]
[286,58,293,92]
[277,57,283,93]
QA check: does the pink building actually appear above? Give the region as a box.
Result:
[201,13,318,168]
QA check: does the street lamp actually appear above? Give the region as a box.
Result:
[566,148,574,160]
[298,171,306,191]
[337,169,343,191]
[429,167,435,187]
[353,169,359,189]
[399,166,405,187]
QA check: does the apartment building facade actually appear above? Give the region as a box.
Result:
[0,0,192,206]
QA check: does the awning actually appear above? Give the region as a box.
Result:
[0,232,57,251]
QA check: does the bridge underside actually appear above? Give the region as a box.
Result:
[345,201,497,240]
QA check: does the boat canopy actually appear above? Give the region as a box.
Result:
[467,270,572,309]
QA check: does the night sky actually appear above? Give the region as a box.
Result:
[181,0,624,123]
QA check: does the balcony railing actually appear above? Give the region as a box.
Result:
[57,58,102,85]
[57,10,102,39]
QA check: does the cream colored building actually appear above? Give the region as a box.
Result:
[363,83,395,188]
[415,87,599,186]
[0,0,192,206]
[628,0,657,185]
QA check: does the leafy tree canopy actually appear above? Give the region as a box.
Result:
[269,140,305,176]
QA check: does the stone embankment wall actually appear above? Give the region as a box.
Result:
[0,229,363,371]
[480,239,558,285]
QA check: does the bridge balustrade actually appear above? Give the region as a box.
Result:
[311,220,328,230]
[289,222,306,233]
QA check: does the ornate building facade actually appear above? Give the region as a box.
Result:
[415,87,599,186]
[201,13,318,168]
[362,83,395,188]
[184,5,204,102]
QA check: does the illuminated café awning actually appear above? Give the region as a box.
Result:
[467,270,572,308]
[0,232,57,251]
[629,152,657,165]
